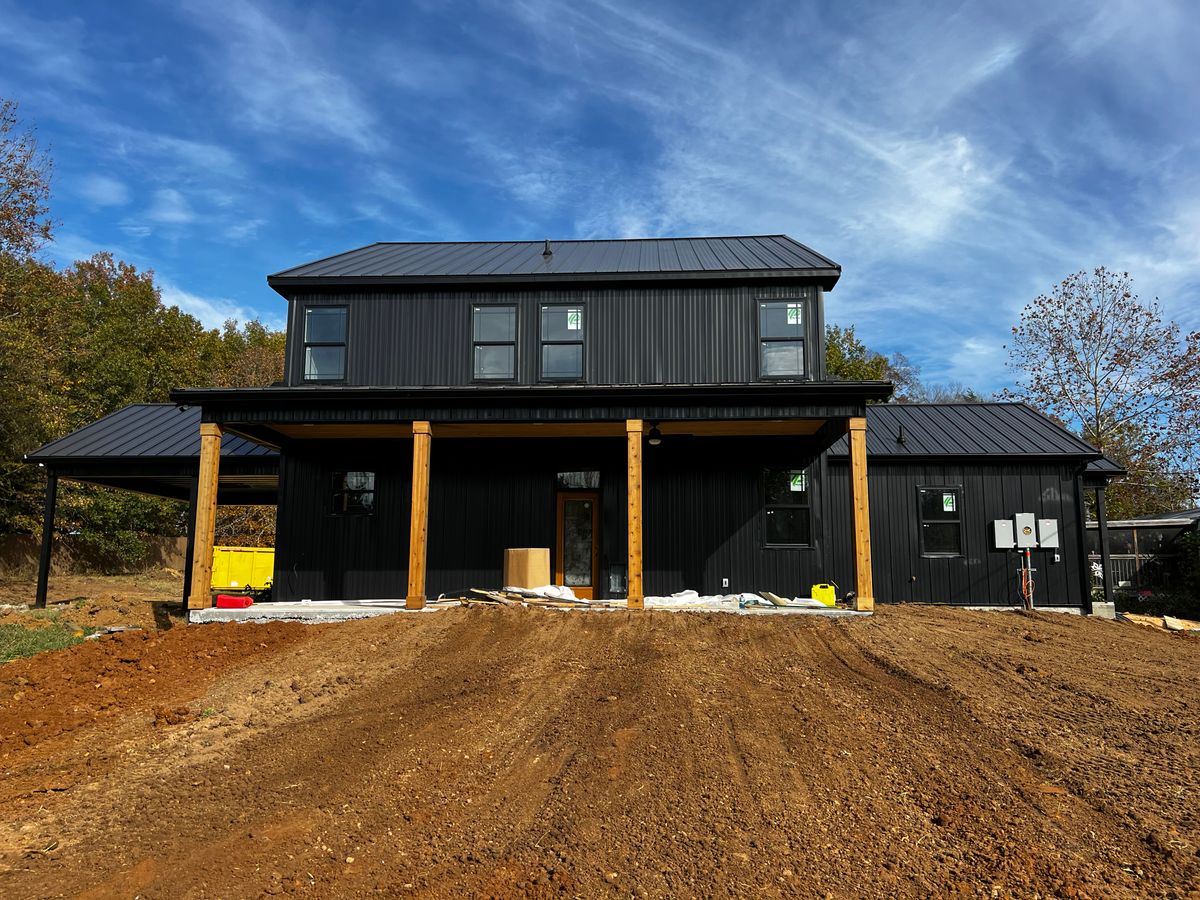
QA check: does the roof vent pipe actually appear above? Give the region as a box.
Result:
[543,238,553,257]
[897,424,907,445]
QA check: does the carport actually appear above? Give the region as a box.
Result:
[23,404,278,608]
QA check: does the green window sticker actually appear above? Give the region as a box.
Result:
[943,492,956,513]
[786,304,802,326]
[790,472,807,492]
[566,308,582,330]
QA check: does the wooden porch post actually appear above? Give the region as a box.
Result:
[847,416,875,611]
[187,423,222,610]
[34,471,58,609]
[406,421,432,609]
[626,419,644,609]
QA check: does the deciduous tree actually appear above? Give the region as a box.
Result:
[0,99,54,257]
[1006,267,1200,518]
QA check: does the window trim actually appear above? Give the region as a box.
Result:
[917,485,964,558]
[471,303,519,383]
[301,304,349,384]
[538,302,587,383]
[756,297,807,382]
[762,466,813,549]
[330,470,376,517]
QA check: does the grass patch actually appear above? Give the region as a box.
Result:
[0,622,92,663]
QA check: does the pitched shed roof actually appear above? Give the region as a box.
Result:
[26,404,276,464]
[828,403,1100,459]
[268,235,840,291]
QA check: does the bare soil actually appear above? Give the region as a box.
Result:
[0,571,185,632]
[0,602,1195,898]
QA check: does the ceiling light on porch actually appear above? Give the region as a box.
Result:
[647,424,663,446]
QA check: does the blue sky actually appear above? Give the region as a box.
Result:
[2,0,1197,393]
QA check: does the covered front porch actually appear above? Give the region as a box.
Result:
[175,382,890,614]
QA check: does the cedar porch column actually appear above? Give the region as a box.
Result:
[34,471,58,609]
[406,421,432,609]
[1094,485,1115,607]
[187,423,222,610]
[847,416,875,611]
[626,419,644,609]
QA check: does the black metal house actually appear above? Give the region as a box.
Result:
[27,236,1122,612]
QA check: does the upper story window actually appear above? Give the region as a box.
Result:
[540,304,585,381]
[758,300,805,379]
[303,306,347,382]
[918,486,963,556]
[472,305,517,380]
[763,467,811,547]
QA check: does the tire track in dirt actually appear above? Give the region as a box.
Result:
[1,606,1196,898]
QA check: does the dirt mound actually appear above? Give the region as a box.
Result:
[0,606,1196,898]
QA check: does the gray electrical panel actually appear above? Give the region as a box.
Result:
[1037,518,1060,548]
[1013,512,1038,548]
[992,519,1015,549]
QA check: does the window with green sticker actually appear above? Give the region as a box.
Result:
[918,486,963,556]
[758,300,805,379]
[763,468,811,547]
[540,304,585,381]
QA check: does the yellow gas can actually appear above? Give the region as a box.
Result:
[211,546,275,591]
[811,583,837,607]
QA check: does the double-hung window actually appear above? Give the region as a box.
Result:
[763,468,812,547]
[331,471,375,516]
[540,304,585,381]
[758,300,805,379]
[472,305,517,380]
[303,306,347,382]
[918,487,963,556]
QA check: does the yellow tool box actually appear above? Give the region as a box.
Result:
[211,546,275,591]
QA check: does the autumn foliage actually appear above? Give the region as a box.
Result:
[1006,267,1200,518]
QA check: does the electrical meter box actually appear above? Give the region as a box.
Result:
[1013,513,1038,548]
[1037,518,1060,549]
[992,519,1015,549]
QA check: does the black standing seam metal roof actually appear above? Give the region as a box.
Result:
[26,404,277,464]
[826,403,1101,459]
[267,235,840,286]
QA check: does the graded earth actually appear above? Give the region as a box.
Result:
[0,605,1196,898]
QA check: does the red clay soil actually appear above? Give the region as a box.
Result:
[0,606,1196,899]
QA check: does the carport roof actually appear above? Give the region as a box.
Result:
[26,403,275,464]
[26,404,278,504]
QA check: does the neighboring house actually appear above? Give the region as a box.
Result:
[27,236,1120,611]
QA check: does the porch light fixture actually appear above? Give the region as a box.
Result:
[647,424,663,446]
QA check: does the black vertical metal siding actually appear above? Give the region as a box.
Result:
[643,436,831,597]
[825,460,1087,606]
[273,441,413,602]
[272,436,1088,606]
[287,284,818,388]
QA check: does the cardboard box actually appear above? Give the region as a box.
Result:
[504,548,550,588]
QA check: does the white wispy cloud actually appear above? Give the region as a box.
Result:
[0,1,92,89]
[77,174,130,207]
[145,188,196,225]
[176,0,379,153]
[159,280,282,330]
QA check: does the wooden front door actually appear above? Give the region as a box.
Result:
[556,491,599,599]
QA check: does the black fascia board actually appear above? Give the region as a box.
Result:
[266,267,842,297]
[171,381,894,411]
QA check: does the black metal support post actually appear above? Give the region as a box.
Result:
[35,471,58,609]
[181,475,199,611]
[1095,485,1115,606]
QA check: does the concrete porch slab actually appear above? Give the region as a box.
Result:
[190,599,443,624]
